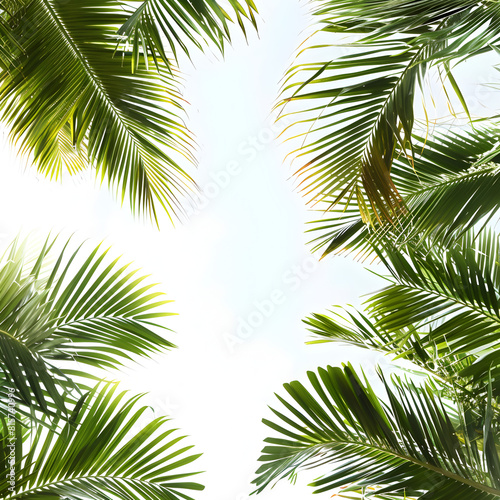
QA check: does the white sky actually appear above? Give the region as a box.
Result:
[0,1,499,499]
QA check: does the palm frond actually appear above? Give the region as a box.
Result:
[308,128,500,259]
[0,235,174,418]
[363,231,500,395]
[304,306,475,403]
[0,0,197,222]
[281,0,500,223]
[312,0,500,54]
[279,36,428,221]
[305,306,418,356]
[253,364,500,498]
[0,382,205,500]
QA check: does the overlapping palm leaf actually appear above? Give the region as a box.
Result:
[254,227,500,496]
[364,231,500,395]
[304,305,473,403]
[308,128,500,259]
[253,363,500,498]
[0,382,204,500]
[0,235,174,418]
[305,229,500,396]
[280,0,500,225]
[255,2,500,497]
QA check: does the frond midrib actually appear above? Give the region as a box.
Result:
[378,269,500,327]
[40,0,118,123]
[261,435,500,496]
[38,0,152,184]
[359,44,425,168]
[405,162,500,199]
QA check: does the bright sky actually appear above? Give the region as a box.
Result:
[0,1,499,499]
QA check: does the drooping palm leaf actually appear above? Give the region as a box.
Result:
[253,363,500,498]
[0,0,257,221]
[281,0,500,223]
[279,36,427,221]
[0,0,199,221]
[0,382,205,500]
[0,235,174,418]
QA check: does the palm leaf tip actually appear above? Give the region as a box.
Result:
[117,0,259,70]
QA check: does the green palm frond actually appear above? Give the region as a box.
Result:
[391,130,500,245]
[118,0,258,70]
[0,382,204,500]
[281,0,500,223]
[0,235,174,418]
[0,0,257,222]
[304,305,475,404]
[279,36,427,221]
[253,363,500,498]
[308,128,500,259]
[313,0,500,54]
[0,0,196,222]
[305,306,412,353]
[360,231,500,394]
[369,231,499,342]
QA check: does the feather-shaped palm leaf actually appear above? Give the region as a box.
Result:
[0,382,204,500]
[0,235,174,418]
